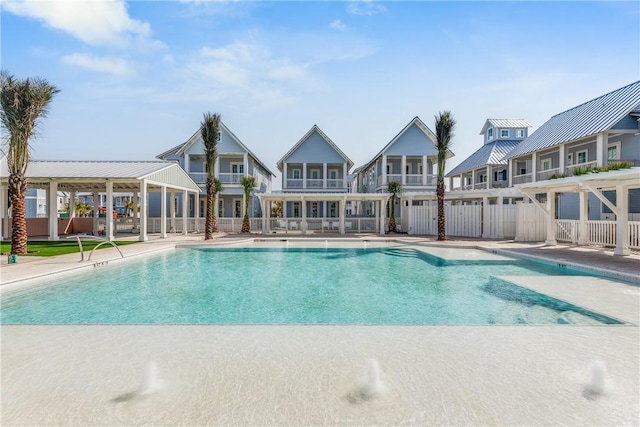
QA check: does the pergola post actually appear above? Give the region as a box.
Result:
[92,190,99,236]
[139,180,148,242]
[261,198,267,234]
[301,196,307,234]
[379,199,387,235]
[160,185,167,238]
[170,191,176,233]
[614,184,630,256]
[194,193,200,233]
[578,191,589,245]
[106,181,114,241]
[48,181,59,241]
[545,190,557,246]
[182,190,189,235]
[338,197,345,235]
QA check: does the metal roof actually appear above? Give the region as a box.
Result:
[276,125,354,171]
[479,119,532,135]
[0,160,201,192]
[507,80,640,159]
[446,140,521,176]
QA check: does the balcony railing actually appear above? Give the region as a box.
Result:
[537,168,560,181]
[306,179,324,189]
[405,174,423,185]
[326,179,344,189]
[512,173,532,185]
[565,161,597,176]
[286,179,303,189]
[188,172,245,184]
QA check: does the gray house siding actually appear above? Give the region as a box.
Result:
[618,134,640,163]
[384,123,438,156]
[286,131,344,163]
[611,114,639,130]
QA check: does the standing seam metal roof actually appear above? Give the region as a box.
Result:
[446,140,521,176]
[480,119,532,134]
[506,81,640,159]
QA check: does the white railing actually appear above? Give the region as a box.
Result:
[630,222,640,249]
[268,217,378,233]
[512,173,532,184]
[326,179,344,189]
[188,172,206,183]
[588,220,616,247]
[306,179,324,189]
[405,174,423,185]
[556,219,578,243]
[218,173,243,184]
[286,179,303,189]
[565,161,597,176]
[537,168,560,181]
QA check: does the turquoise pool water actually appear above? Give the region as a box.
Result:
[0,247,622,325]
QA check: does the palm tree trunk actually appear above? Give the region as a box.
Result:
[9,174,28,254]
[388,197,396,232]
[437,180,446,241]
[205,183,214,240]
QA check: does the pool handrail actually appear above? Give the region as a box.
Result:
[65,234,125,262]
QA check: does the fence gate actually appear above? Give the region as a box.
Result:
[515,203,546,242]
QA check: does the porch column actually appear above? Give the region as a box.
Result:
[139,180,148,242]
[508,159,514,187]
[401,155,407,185]
[323,201,327,218]
[0,182,6,241]
[323,163,327,189]
[531,153,537,183]
[160,185,167,239]
[283,163,288,189]
[170,191,176,232]
[243,153,249,176]
[578,191,589,245]
[132,192,139,232]
[214,193,219,223]
[343,163,347,189]
[545,190,557,246]
[381,154,387,186]
[92,190,99,235]
[558,144,566,176]
[182,190,188,235]
[261,199,267,234]
[338,197,345,235]
[214,158,220,179]
[486,166,492,189]
[422,156,428,185]
[596,132,609,167]
[471,170,476,190]
[106,181,114,241]
[69,191,76,218]
[614,185,630,256]
[48,181,59,240]
[302,162,307,189]
[301,196,307,234]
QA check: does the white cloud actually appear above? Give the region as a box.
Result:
[61,53,134,75]
[2,0,158,48]
[330,19,346,31]
[347,0,386,16]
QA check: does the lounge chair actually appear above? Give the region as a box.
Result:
[289,221,298,230]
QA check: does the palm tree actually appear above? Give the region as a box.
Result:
[434,110,456,241]
[387,180,402,232]
[241,176,256,233]
[124,198,136,217]
[200,112,221,240]
[0,71,59,254]
[271,201,283,218]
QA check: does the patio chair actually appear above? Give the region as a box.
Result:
[289,221,299,230]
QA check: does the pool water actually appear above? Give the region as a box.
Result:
[0,247,622,325]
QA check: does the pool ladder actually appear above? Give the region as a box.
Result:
[66,235,125,262]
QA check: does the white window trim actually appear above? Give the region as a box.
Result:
[232,198,242,218]
[291,168,301,180]
[231,162,244,174]
[417,163,423,174]
[218,199,224,217]
[487,127,494,140]
[577,150,588,165]
[386,162,392,174]
[608,141,621,161]
[329,169,338,179]
[500,129,509,138]
[310,168,320,179]
[567,153,573,166]
[292,202,301,218]
[405,163,412,175]
[311,202,319,217]
[541,158,552,171]
[516,129,525,138]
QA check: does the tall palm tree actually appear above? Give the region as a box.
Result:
[0,71,59,254]
[434,110,456,241]
[200,112,221,240]
[387,180,402,232]
[271,201,283,218]
[241,175,256,233]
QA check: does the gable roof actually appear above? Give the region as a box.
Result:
[446,140,521,177]
[507,80,640,159]
[480,119,531,135]
[359,116,448,173]
[276,125,353,171]
[156,121,276,177]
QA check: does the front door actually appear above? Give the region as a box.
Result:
[233,199,242,218]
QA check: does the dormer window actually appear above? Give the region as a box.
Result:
[217,131,222,142]
[500,129,509,138]
[516,129,525,138]
[487,128,494,140]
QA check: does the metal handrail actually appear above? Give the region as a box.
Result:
[66,235,124,262]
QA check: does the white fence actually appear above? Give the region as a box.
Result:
[555,219,640,249]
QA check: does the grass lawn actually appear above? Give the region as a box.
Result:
[1,240,139,257]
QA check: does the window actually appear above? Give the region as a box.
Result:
[311,202,319,217]
[405,163,412,174]
[329,202,337,217]
[417,163,423,174]
[233,199,242,218]
[516,129,525,138]
[217,131,222,142]
[567,153,573,166]
[500,129,509,138]
[608,142,620,161]
[541,158,552,171]
[386,163,392,174]
[519,167,527,175]
[478,174,485,183]
[231,163,244,174]
[329,170,338,179]
[218,199,224,217]
[310,169,320,179]
[292,169,301,179]
[577,150,587,164]
[494,169,507,181]
[487,128,494,140]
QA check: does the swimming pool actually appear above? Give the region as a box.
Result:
[0,244,623,325]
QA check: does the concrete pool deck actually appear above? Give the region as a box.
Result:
[1,234,639,426]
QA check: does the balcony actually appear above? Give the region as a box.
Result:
[286,179,303,189]
[306,179,324,189]
[537,168,560,181]
[218,173,244,184]
[512,173,532,185]
[326,179,344,189]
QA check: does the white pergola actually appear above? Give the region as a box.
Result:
[0,160,201,242]
[516,168,640,256]
[257,192,391,235]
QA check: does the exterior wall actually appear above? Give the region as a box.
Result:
[286,132,344,163]
[618,134,640,164]
[384,123,438,156]
[611,114,639,130]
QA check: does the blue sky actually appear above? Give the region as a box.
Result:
[2,0,639,187]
